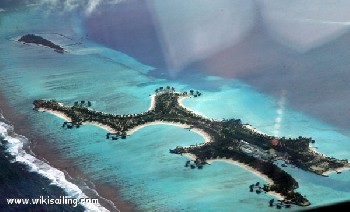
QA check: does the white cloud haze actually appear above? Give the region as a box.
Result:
[39,0,124,15]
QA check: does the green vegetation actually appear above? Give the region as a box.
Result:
[33,87,349,207]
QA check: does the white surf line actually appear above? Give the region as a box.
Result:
[0,121,114,212]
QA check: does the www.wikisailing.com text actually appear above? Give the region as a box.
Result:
[6,196,98,207]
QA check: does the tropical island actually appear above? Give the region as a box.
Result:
[18,34,64,53]
[32,86,349,207]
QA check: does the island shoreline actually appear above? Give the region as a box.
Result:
[308,146,350,175]
[178,96,209,119]
[182,152,284,200]
[33,89,350,207]
[36,93,286,203]
[40,94,213,144]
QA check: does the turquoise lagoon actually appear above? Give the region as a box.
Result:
[1,5,350,211]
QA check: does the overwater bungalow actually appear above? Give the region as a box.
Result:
[106,132,122,140]
[249,184,254,192]
[62,121,74,129]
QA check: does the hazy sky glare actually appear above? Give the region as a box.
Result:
[136,0,350,72]
[4,0,348,55]
[148,0,255,75]
[259,0,350,51]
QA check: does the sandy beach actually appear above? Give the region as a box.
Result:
[83,121,117,133]
[39,108,118,133]
[203,156,284,200]
[39,94,264,146]
[308,145,350,175]
[38,97,213,145]
[178,95,269,138]
[126,121,212,144]
[40,106,213,144]
[37,94,303,203]
[309,145,327,157]
[322,164,350,175]
[182,153,284,200]
[243,124,269,136]
[38,108,72,122]
[210,159,284,200]
[88,94,284,200]
[177,96,210,119]
[177,94,283,198]
[149,94,156,111]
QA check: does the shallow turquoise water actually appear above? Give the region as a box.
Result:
[1,5,350,211]
[32,115,278,211]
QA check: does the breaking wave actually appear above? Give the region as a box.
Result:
[0,117,112,212]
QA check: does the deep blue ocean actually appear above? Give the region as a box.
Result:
[1,4,350,211]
